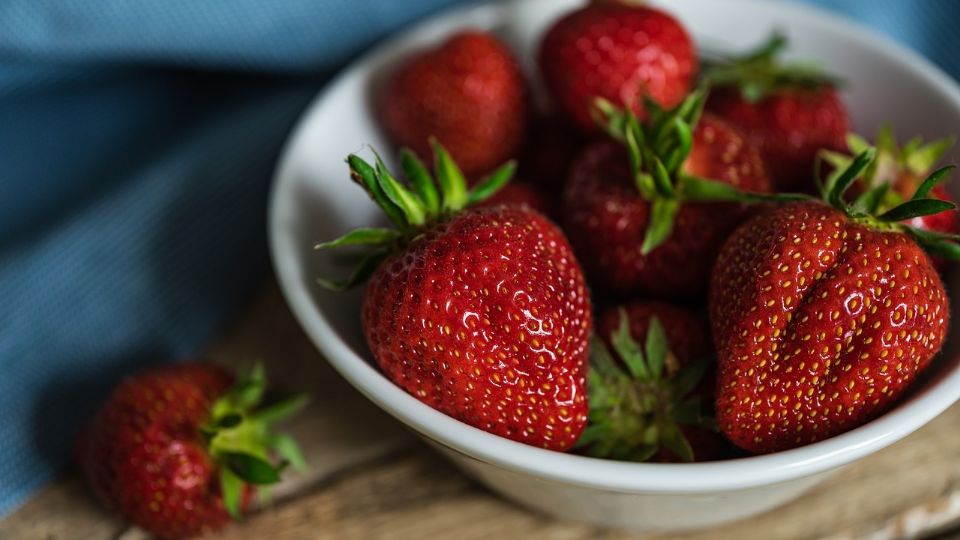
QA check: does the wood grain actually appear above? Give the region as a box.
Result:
[4,280,960,540]
[213,403,960,540]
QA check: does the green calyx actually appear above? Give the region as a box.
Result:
[316,141,516,290]
[703,32,841,102]
[817,132,960,259]
[593,88,805,254]
[820,126,956,200]
[203,364,309,520]
[576,310,714,462]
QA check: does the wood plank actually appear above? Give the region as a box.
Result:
[0,475,125,540]
[204,404,960,540]
[5,280,960,539]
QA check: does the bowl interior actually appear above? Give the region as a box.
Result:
[270,0,960,491]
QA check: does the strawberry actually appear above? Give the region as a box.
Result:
[822,127,959,243]
[705,33,849,192]
[76,363,307,539]
[519,114,587,191]
[477,181,552,215]
[562,91,773,299]
[379,30,529,178]
[318,144,592,451]
[538,0,697,133]
[578,304,718,462]
[710,148,958,454]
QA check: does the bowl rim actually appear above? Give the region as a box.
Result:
[269,0,960,493]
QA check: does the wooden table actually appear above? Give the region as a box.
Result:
[5,279,960,540]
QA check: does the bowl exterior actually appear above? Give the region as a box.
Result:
[434,442,838,530]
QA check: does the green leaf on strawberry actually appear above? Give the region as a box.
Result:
[593,89,807,253]
[703,32,841,102]
[578,310,714,463]
[817,128,960,258]
[318,141,517,289]
[204,364,310,519]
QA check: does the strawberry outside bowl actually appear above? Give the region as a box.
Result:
[269,0,960,531]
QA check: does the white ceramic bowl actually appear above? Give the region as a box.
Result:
[269,0,960,531]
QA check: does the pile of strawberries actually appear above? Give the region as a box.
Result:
[321,0,960,462]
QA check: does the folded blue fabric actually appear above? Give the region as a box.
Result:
[0,0,462,516]
[1,0,958,518]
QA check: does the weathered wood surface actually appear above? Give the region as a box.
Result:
[5,280,960,540]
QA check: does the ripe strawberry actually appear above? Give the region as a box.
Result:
[519,114,587,191]
[379,30,529,178]
[822,128,959,242]
[562,91,773,299]
[76,363,307,540]
[538,1,697,133]
[477,181,552,215]
[318,144,592,451]
[710,149,957,454]
[578,304,718,462]
[705,33,849,192]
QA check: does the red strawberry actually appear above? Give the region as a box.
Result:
[318,144,592,451]
[379,30,529,178]
[579,304,719,462]
[477,181,552,215]
[710,149,956,454]
[538,1,697,133]
[76,363,307,539]
[705,33,849,192]
[822,128,959,245]
[912,184,958,237]
[519,114,587,190]
[563,92,772,299]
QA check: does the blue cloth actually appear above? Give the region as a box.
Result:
[1,0,958,518]
[0,0,463,517]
